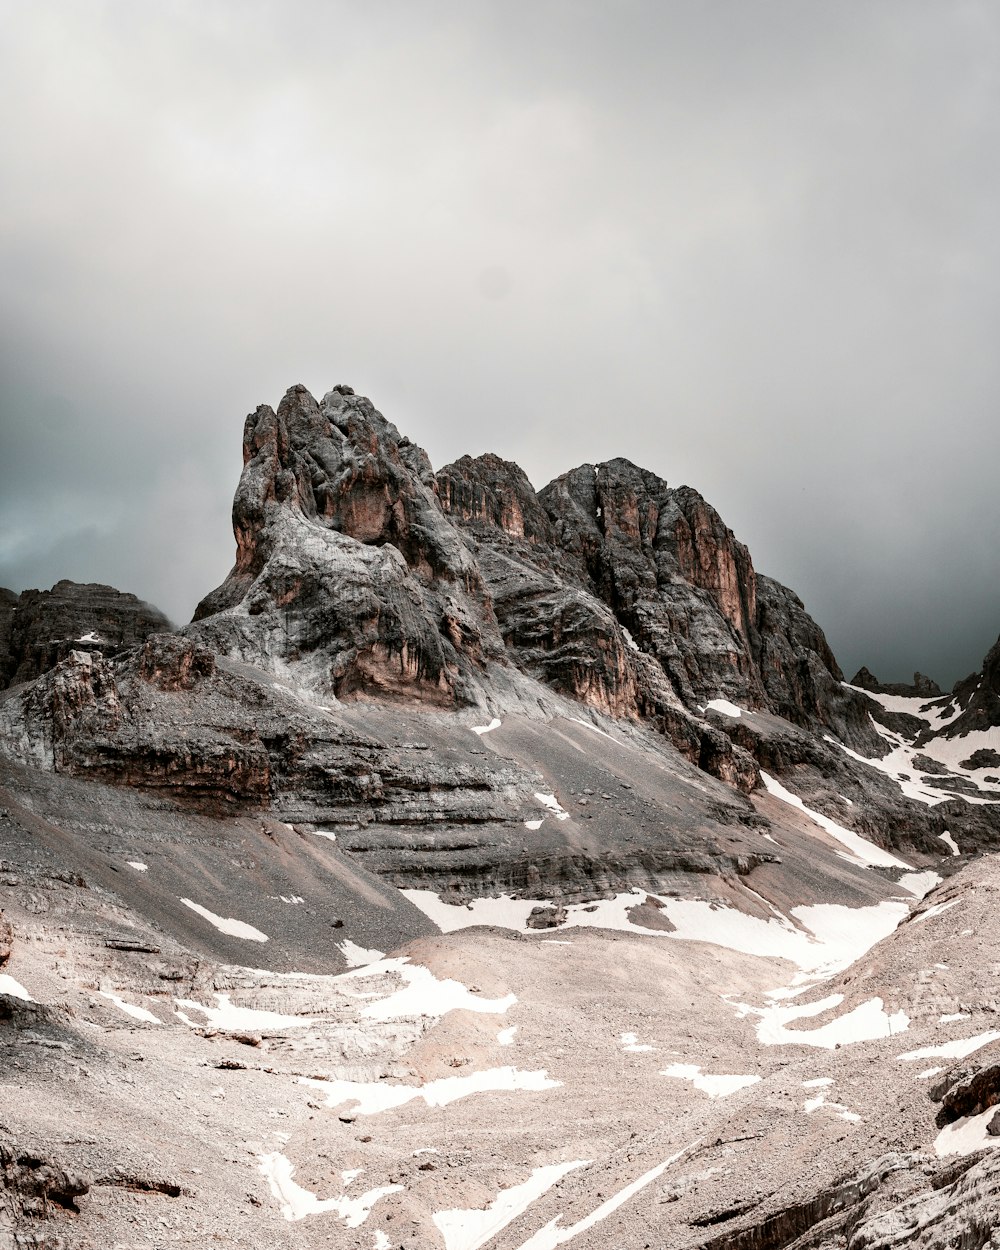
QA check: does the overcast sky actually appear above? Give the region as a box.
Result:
[2,1,998,687]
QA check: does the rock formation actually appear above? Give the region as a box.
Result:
[0,580,170,690]
[191,384,501,705]
[2,381,1000,1249]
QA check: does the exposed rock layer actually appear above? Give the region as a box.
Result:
[0,580,170,690]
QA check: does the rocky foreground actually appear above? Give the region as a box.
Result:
[2,384,999,1248]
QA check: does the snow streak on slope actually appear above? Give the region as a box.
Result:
[179,898,269,941]
[759,771,913,871]
[298,1067,560,1116]
[514,1142,698,1249]
[433,1161,588,1250]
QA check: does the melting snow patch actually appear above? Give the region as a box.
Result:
[940,1013,972,1024]
[916,899,961,923]
[338,940,385,968]
[706,699,745,718]
[533,793,570,820]
[896,871,942,899]
[258,1152,401,1224]
[299,1067,560,1116]
[434,1161,588,1250]
[805,1094,861,1122]
[341,1169,363,1186]
[917,1067,944,1079]
[660,1064,760,1097]
[802,1078,834,1088]
[513,1141,697,1249]
[374,1232,390,1249]
[98,991,160,1024]
[939,831,960,856]
[620,1032,655,1053]
[340,956,516,1021]
[0,975,35,1001]
[621,627,640,653]
[175,994,315,1031]
[472,718,502,735]
[498,1026,518,1046]
[180,899,268,942]
[899,1031,1000,1062]
[77,631,103,643]
[524,819,544,831]
[313,829,338,842]
[739,994,909,1049]
[935,1107,1000,1158]
[126,861,148,872]
[760,772,912,869]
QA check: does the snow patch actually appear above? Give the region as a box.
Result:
[739,993,909,1049]
[258,1152,400,1224]
[0,975,35,1001]
[760,771,912,870]
[180,899,268,942]
[497,1026,518,1046]
[898,1031,1000,1062]
[915,899,960,923]
[341,956,516,1021]
[660,1064,760,1097]
[299,1067,560,1116]
[513,1142,697,1249]
[403,889,910,976]
[705,699,745,718]
[126,861,148,872]
[98,991,160,1023]
[935,1107,1000,1158]
[338,940,385,968]
[175,994,315,1031]
[472,718,502,735]
[533,792,570,820]
[939,831,960,856]
[620,1032,655,1053]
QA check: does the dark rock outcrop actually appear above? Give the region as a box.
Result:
[0,1139,90,1225]
[0,580,170,690]
[0,634,534,823]
[938,635,1000,741]
[850,667,944,698]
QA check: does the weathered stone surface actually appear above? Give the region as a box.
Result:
[192,385,502,705]
[0,580,170,690]
[0,1139,90,1225]
[933,1060,1000,1127]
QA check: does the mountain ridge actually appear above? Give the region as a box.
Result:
[2,382,1000,1249]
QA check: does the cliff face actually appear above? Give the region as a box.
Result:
[0,580,170,690]
[437,446,881,759]
[191,385,503,706]
[191,384,860,749]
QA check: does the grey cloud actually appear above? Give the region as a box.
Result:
[1,0,998,686]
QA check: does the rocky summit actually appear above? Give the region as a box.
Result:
[2,384,1000,1250]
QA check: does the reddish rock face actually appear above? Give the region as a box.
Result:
[192,385,504,705]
